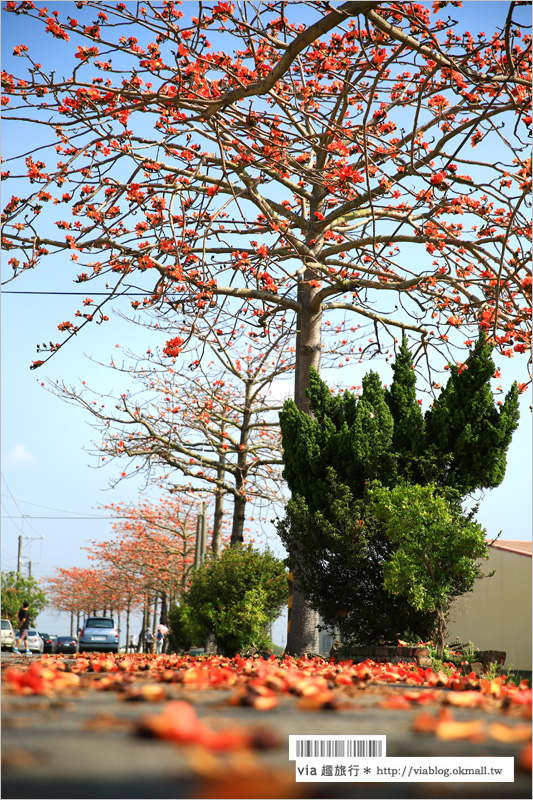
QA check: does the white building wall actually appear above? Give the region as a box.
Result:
[448,547,532,671]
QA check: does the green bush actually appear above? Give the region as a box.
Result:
[168,601,204,652]
[277,473,436,646]
[170,544,289,656]
[367,481,490,658]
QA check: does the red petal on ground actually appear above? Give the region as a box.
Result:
[488,723,532,743]
[436,719,486,742]
[445,691,486,708]
[296,690,337,710]
[412,711,439,733]
[378,695,413,710]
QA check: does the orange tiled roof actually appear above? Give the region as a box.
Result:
[489,540,532,557]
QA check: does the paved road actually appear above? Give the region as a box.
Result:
[1,651,531,799]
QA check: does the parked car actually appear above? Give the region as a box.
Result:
[56,636,78,654]
[39,632,57,654]
[1,619,15,651]
[78,617,119,653]
[24,629,44,654]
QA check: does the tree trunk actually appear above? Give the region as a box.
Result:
[204,631,218,654]
[212,426,226,556]
[138,596,149,653]
[151,594,158,653]
[125,599,131,652]
[436,606,447,660]
[286,274,323,655]
[230,485,247,546]
[159,592,168,626]
[230,381,253,546]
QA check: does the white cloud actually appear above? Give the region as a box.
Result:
[4,444,36,467]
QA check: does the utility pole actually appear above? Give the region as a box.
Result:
[18,526,43,578]
[17,535,22,579]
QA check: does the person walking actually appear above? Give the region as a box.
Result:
[156,624,168,654]
[13,602,31,655]
[143,628,154,654]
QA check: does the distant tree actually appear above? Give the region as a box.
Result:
[45,566,128,635]
[86,494,200,647]
[51,322,292,549]
[1,571,47,627]
[366,482,490,658]
[171,544,289,656]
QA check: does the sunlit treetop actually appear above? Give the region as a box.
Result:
[1,0,531,383]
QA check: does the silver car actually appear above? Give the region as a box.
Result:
[20,629,44,654]
[78,617,119,653]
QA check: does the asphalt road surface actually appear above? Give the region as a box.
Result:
[1,650,531,799]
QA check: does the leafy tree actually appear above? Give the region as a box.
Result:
[281,366,398,507]
[170,544,289,656]
[2,2,530,653]
[366,482,490,658]
[168,601,205,654]
[385,337,426,481]
[280,335,520,502]
[278,335,519,644]
[424,336,521,493]
[277,473,436,645]
[1,571,47,627]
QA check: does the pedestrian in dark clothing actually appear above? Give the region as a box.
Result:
[14,602,31,655]
[143,629,154,653]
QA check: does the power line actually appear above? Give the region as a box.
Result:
[1,473,25,517]
[1,497,136,520]
[0,496,109,516]
[1,515,123,520]
[2,291,159,296]
[0,495,144,521]
[1,501,25,534]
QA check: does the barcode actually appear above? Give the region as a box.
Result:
[295,739,383,758]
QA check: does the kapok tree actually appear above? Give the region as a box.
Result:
[86,493,202,645]
[50,301,373,550]
[2,1,531,653]
[45,566,125,634]
[50,317,296,549]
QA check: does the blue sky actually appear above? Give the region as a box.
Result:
[1,2,531,644]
